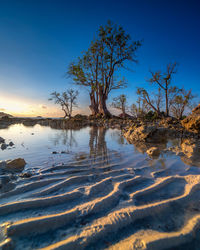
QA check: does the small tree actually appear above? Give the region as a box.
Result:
[149,62,177,116]
[136,87,162,116]
[130,97,151,118]
[111,94,127,118]
[49,89,79,118]
[130,103,138,117]
[170,89,195,119]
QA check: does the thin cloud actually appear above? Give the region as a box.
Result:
[39,105,47,109]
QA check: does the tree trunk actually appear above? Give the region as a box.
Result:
[122,105,126,119]
[165,89,169,117]
[99,89,111,117]
[89,92,99,116]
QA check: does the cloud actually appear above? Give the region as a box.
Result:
[39,105,47,109]
[0,108,5,111]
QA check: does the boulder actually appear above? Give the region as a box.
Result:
[146,147,160,157]
[1,143,7,150]
[9,141,14,147]
[181,139,200,159]
[6,158,26,172]
[124,125,167,143]
[181,104,200,133]
[0,137,5,143]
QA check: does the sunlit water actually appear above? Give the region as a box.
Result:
[0,124,200,249]
[0,124,132,169]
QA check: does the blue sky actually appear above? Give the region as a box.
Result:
[0,0,199,116]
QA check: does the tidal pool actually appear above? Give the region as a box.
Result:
[0,124,200,249]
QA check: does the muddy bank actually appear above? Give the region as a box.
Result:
[0,115,132,130]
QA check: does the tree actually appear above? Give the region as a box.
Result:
[136,87,162,116]
[68,21,141,117]
[111,94,127,118]
[149,62,177,116]
[170,89,195,119]
[68,41,100,116]
[130,103,139,117]
[49,89,79,118]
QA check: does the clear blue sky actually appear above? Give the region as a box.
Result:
[0,0,199,116]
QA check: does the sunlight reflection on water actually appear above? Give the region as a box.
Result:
[0,124,134,169]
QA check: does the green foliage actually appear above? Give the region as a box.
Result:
[144,111,159,121]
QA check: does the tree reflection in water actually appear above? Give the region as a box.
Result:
[89,126,109,164]
[50,129,78,148]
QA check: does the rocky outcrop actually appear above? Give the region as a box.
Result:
[182,104,200,133]
[124,125,167,143]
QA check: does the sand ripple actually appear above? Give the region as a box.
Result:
[1,153,200,249]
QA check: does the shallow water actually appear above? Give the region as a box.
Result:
[0,124,200,249]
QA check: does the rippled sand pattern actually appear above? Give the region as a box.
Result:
[1,127,200,249]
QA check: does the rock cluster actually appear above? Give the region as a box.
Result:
[182,104,200,133]
[0,137,14,150]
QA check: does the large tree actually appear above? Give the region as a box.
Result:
[68,21,141,117]
[49,89,79,118]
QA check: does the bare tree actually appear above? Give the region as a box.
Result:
[149,62,177,116]
[49,89,79,118]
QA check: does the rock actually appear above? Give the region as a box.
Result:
[1,143,7,150]
[52,151,58,154]
[124,125,167,143]
[159,117,179,128]
[19,171,32,178]
[8,141,14,147]
[0,137,5,143]
[61,151,67,154]
[6,158,26,172]
[182,104,200,133]
[181,139,200,159]
[146,147,160,157]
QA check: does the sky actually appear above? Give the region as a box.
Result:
[0,0,199,117]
